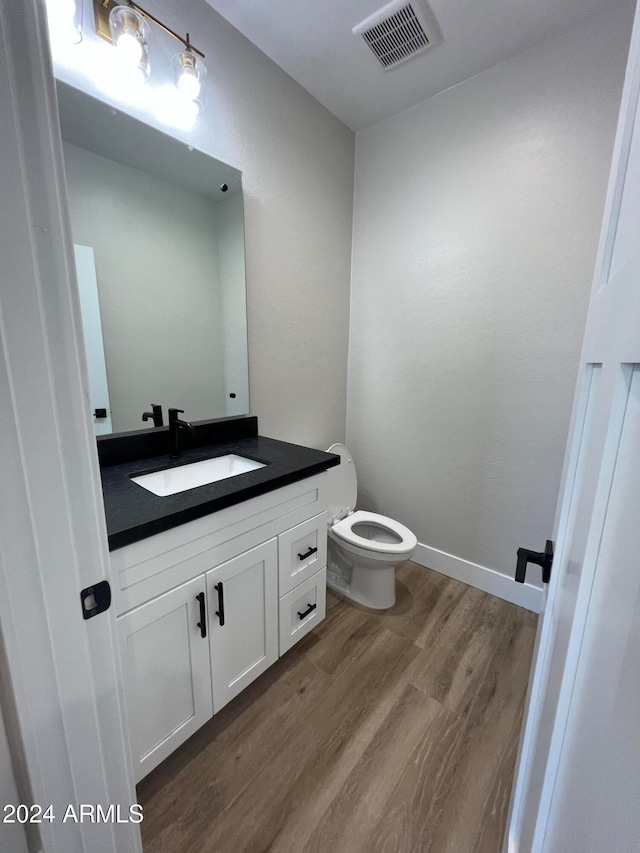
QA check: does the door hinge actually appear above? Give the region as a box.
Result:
[80,580,111,619]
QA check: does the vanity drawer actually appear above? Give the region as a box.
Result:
[279,567,326,655]
[278,512,327,596]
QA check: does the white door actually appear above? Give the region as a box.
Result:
[207,539,278,713]
[1,2,141,850]
[118,576,213,783]
[74,244,113,434]
[507,6,640,850]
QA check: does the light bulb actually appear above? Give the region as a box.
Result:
[178,98,200,121]
[178,67,201,101]
[172,50,206,115]
[109,5,149,81]
[116,30,143,65]
[46,0,82,46]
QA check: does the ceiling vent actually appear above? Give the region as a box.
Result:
[353,1,434,71]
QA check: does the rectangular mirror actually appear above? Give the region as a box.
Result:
[56,82,249,435]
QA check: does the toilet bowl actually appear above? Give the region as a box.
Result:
[326,444,417,609]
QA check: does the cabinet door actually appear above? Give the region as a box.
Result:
[207,538,278,713]
[117,575,212,783]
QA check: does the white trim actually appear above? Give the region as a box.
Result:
[413,542,543,613]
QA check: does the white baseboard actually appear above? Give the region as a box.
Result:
[413,543,543,613]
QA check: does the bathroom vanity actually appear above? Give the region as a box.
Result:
[56,81,342,784]
[101,422,339,782]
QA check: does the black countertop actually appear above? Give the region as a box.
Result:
[101,435,340,551]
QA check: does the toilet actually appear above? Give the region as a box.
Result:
[326,443,417,609]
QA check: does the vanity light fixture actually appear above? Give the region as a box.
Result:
[94,0,207,109]
[109,4,150,83]
[173,46,207,115]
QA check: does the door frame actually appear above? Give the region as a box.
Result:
[505,3,640,848]
[0,2,140,851]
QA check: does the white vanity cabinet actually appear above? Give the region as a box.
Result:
[277,513,327,653]
[117,575,213,783]
[207,539,278,713]
[111,472,328,781]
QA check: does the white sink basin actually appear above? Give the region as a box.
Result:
[131,454,266,496]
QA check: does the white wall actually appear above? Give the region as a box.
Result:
[348,4,633,588]
[53,0,354,449]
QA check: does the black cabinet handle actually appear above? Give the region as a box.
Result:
[298,546,318,561]
[297,602,317,620]
[515,540,554,584]
[196,592,206,639]
[214,582,225,626]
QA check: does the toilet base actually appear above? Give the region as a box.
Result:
[327,556,396,610]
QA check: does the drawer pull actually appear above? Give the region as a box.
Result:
[298,546,318,561]
[196,592,207,639]
[214,582,225,627]
[297,602,317,620]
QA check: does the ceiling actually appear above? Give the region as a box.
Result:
[204,0,623,130]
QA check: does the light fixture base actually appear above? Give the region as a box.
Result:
[94,0,118,44]
[93,0,205,57]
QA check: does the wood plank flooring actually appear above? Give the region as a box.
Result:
[137,562,537,853]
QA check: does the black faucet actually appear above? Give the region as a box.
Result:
[142,403,164,428]
[168,408,195,458]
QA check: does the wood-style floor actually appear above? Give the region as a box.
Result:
[137,562,537,853]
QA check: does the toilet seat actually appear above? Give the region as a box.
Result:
[331,510,417,555]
